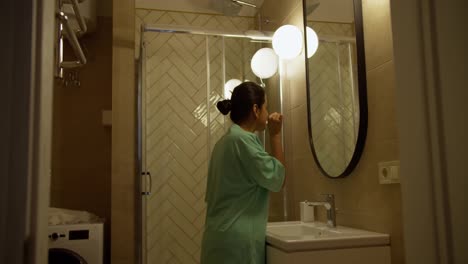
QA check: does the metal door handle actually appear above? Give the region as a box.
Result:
[141,171,152,195]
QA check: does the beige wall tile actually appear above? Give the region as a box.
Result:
[288,55,308,109]
[269,190,286,221]
[112,0,136,262]
[260,0,302,31]
[362,0,394,70]
[284,3,308,110]
[111,259,135,264]
[286,2,306,27]
[111,209,136,259]
[283,109,294,160]
[367,61,398,142]
[111,184,136,212]
[291,103,312,159]
[261,0,404,263]
[283,107,297,220]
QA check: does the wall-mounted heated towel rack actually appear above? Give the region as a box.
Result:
[55,0,88,78]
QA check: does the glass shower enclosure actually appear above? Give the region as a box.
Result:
[136,24,282,264]
[307,37,359,177]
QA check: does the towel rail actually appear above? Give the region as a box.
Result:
[63,0,87,35]
[55,0,87,78]
[55,11,86,78]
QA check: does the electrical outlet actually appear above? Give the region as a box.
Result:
[378,160,400,184]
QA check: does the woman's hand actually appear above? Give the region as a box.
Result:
[268,112,283,137]
[268,112,285,167]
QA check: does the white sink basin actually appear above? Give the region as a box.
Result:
[266,221,390,252]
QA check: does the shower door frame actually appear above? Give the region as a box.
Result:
[136,24,284,264]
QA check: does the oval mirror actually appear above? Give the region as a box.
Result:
[303,0,368,178]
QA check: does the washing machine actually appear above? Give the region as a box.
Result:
[48,222,103,264]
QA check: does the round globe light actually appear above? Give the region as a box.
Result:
[272,25,303,60]
[306,26,319,58]
[224,79,242,99]
[250,48,278,79]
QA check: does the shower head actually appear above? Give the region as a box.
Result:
[231,0,257,8]
[209,0,239,16]
[213,0,261,16]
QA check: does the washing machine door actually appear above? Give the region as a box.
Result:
[49,248,87,264]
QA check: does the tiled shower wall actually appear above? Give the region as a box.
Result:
[136,10,259,263]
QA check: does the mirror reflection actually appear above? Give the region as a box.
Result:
[304,0,368,178]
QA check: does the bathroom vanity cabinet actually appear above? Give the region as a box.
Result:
[266,244,391,264]
[266,221,391,264]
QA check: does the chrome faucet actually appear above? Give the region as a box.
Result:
[304,194,337,227]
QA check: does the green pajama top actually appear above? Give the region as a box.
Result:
[201,124,285,264]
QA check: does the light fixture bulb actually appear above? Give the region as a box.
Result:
[224,79,242,99]
[250,48,278,79]
[272,25,303,60]
[306,26,319,58]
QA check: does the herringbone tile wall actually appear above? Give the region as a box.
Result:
[307,22,358,176]
[136,9,258,264]
[135,9,255,58]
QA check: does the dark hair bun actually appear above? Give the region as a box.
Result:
[216,100,232,115]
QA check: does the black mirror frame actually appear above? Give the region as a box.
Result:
[303,0,368,178]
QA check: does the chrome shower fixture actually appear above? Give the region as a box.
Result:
[231,0,257,8]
